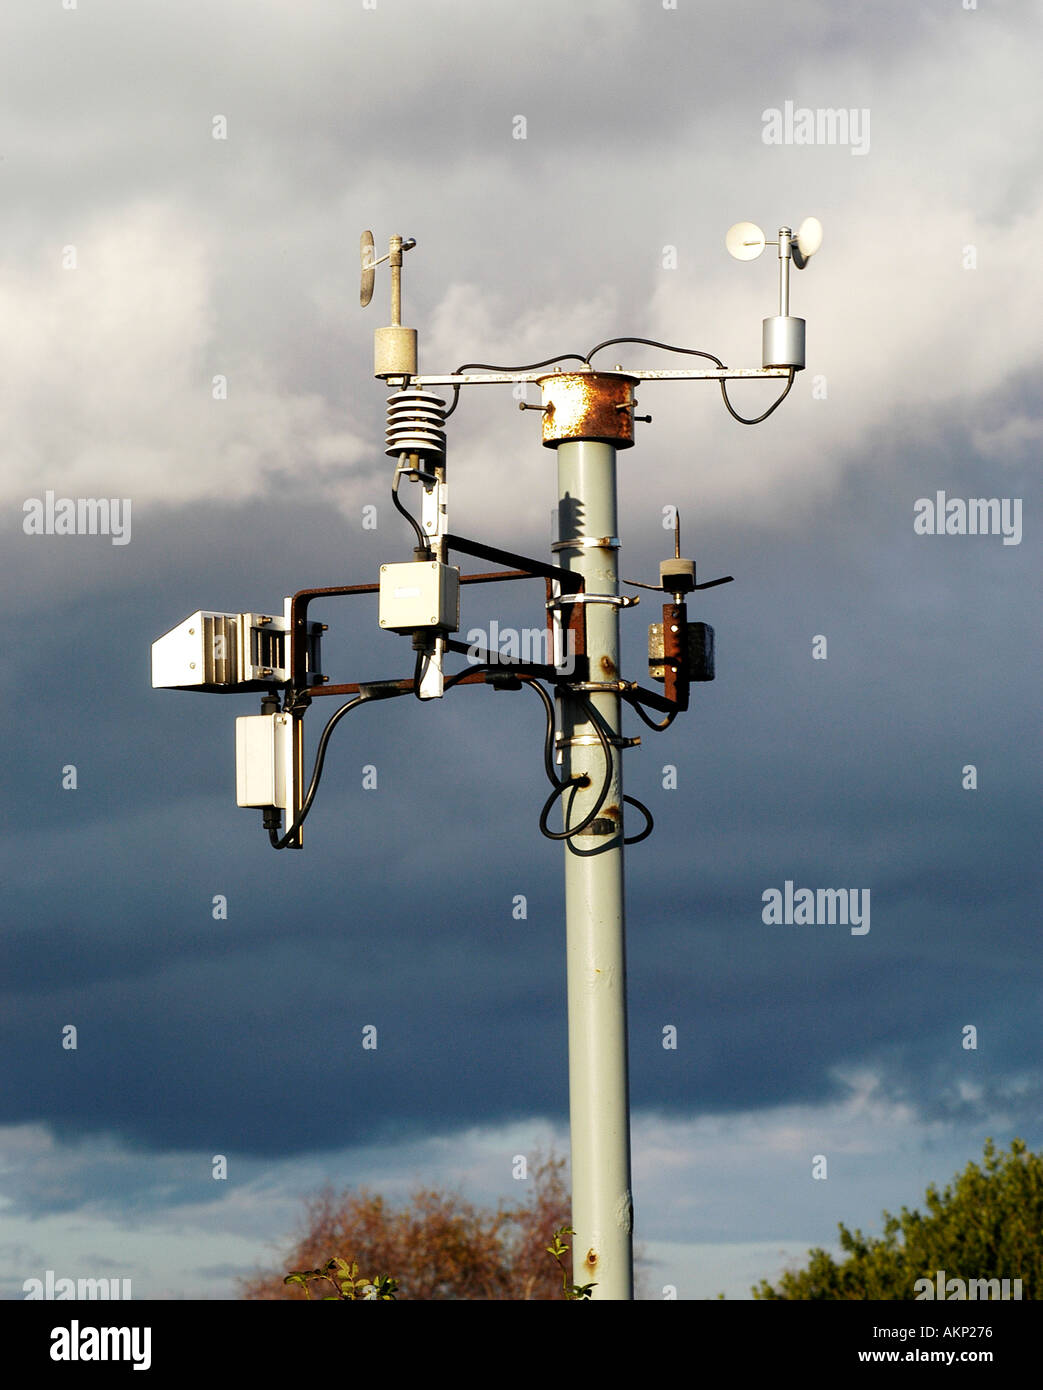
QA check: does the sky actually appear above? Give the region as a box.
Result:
[1,0,1040,1301]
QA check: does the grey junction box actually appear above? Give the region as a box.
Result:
[378,560,460,633]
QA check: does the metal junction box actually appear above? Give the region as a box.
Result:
[378,560,460,633]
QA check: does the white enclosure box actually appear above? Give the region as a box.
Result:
[378,561,460,633]
[236,713,289,808]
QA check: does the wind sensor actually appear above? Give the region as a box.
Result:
[726,217,823,371]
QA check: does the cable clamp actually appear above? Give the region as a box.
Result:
[550,535,620,552]
[545,593,637,610]
[562,679,636,693]
[555,733,641,750]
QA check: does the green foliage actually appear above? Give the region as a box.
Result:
[753,1137,1043,1300]
[546,1226,597,1300]
[284,1257,398,1301]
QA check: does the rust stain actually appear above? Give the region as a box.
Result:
[585,1248,598,1270]
[599,653,617,678]
[536,372,639,450]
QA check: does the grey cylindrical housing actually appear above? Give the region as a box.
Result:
[374,325,418,379]
[762,315,805,370]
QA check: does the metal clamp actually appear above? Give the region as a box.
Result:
[546,593,638,610]
[550,535,620,552]
[564,679,637,693]
[556,733,641,750]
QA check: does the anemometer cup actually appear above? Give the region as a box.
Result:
[762,315,805,371]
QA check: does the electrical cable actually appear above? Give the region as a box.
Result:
[443,354,588,419]
[622,693,679,732]
[536,690,614,842]
[517,676,563,787]
[622,794,654,845]
[585,337,726,369]
[443,663,497,691]
[528,684,653,844]
[269,690,405,850]
[412,647,430,701]
[719,367,795,424]
[391,458,430,553]
[584,337,794,425]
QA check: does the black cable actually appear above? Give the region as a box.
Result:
[622,794,654,845]
[443,354,588,419]
[442,663,497,691]
[585,337,726,369]
[391,460,430,553]
[412,648,430,701]
[623,694,679,733]
[719,368,795,424]
[583,337,794,425]
[269,691,405,850]
[515,677,560,786]
[537,692,614,842]
[455,354,589,374]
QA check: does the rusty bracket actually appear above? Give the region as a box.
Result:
[288,531,587,701]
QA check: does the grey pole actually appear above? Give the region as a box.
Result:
[555,435,634,1300]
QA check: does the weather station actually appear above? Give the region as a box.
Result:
[151,217,823,1299]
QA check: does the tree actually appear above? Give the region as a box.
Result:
[240,1152,572,1300]
[753,1137,1043,1299]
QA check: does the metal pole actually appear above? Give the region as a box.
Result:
[555,437,634,1300]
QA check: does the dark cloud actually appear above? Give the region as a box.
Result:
[1,0,1040,1302]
